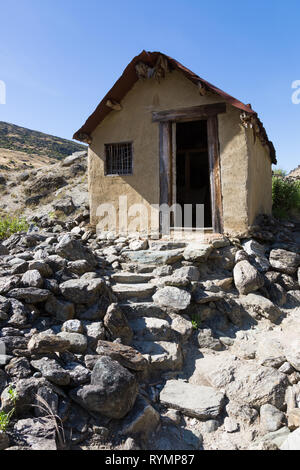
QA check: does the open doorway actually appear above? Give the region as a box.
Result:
[176,120,212,228]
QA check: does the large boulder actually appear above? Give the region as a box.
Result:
[13,418,57,450]
[269,249,300,275]
[31,358,70,386]
[103,304,133,345]
[7,287,50,304]
[71,356,138,419]
[55,234,97,266]
[160,380,225,420]
[21,270,44,288]
[59,278,104,305]
[238,293,282,323]
[153,287,191,311]
[96,340,148,371]
[233,260,264,295]
[183,244,212,263]
[28,334,70,354]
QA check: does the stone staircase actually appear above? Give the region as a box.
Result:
[110,251,194,375]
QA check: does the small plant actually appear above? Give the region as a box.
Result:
[0,386,18,433]
[32,394,66,449]
[0,215,29,240]
[190,314,201,330]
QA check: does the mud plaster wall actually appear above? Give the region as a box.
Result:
[246,128,273,226]
[88,70,254,234]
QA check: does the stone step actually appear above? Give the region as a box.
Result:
[111,272,154,284]
[132,340,183,372]
[112,283,156,300]
[149,241,187,251]
[123,249,183,266]
[129,317,174,341]
[120,302,167,319]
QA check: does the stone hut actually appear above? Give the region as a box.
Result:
[74,50,276,237]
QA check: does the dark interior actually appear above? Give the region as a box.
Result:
[176,120,212,228]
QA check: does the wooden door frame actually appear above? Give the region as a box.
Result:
[155,103,225,233]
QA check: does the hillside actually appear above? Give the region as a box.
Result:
[0,121,86,163]
[288,165,300,179]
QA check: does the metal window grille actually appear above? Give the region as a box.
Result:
[105,142,133,175]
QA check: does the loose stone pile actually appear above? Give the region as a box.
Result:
[0,196,300,449]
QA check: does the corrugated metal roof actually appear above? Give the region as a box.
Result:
[73,50,276,163]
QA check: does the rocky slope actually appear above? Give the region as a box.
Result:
[0,153,300,451]
[0,122,86,163]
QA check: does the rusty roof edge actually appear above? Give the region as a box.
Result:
[73,50,276,164]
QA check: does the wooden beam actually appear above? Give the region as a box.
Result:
[207,115,223,233]
[159,122,172,208]
[153,103,226,123]
[106,99,122,111]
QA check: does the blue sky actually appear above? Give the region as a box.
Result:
[0,0,299,171]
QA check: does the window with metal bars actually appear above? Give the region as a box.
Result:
[105,142,133,175]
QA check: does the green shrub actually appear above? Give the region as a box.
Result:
[0,215,29,240]
[272,176,300,219]
[0,387,18,433]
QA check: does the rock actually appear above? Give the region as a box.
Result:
[62,319,83,334]
[160,380,225,420]
[183,244,212,262]
[0,432,10,450]
[57,332,87,354]
[200,355,288,409]
[226,363,288,409]
[147,423,203,450]
[0,276,20,295]
[31,358,70,386]
[269,249,300,275]
[45,296,74,322]
[238,293,281,323]
[153,287,191,311]
[122,437,141,450]
[128,239,148,251]
[281,427,300,450]
[28,260,52,278]
[84,321,105,345]
[260,404,285,433]
[64,362,90,386]
[192,287,223,304]
[279,362,295,375]
[71,356,138,419]
[55,234,97,266]
[112,283,155,300]
[67,260,93,275]
[203,420,219,433]
[14,418,57,450]
[103,303,133,345]
[61,151,87,167]
[124,249,183,265]
[54,196,75,215]
[21,270,44,288]
[5,357,31,379]
[133,340,183,372]
[224,416,239,433]
[197,329,222,351]
[0,243,9,256]
[287,408,300,430]
[7,287,50,304]
[96,340,148,371]
[121,395,160,437]
[28,334,70,354]
[59,278,104,305]
[285,340,300,372]
[226,401,258,425]
[242,239,270,272]
[251,426,290,450]
[233,260,264,295]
